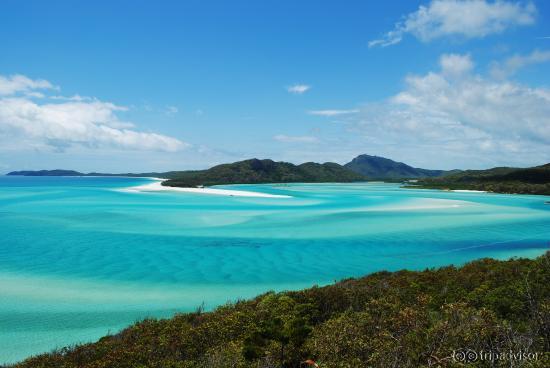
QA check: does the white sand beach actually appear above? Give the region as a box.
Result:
[122,179,292,198]
[451,190,487,193]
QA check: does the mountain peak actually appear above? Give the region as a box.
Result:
[345,155,447,179]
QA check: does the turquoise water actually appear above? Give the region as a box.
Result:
[0,176,549,363]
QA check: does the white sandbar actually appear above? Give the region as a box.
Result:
[122,180,291,198]
[451,190,487,193]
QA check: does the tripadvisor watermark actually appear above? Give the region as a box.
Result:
[452,349,541,364]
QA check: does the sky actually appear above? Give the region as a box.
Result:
[0,0,549,173]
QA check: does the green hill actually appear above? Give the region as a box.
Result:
[344,154,453,179]
[6,159,366,186]
[162,159,366,187]
[411,163,550,195]
[12,252,550,368]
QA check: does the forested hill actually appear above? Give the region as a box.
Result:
[411,163,550,195]
[162,159,366,187]
[13,252,550,367]
[344,154,455,179]
[6,155,450,181]
[5,159,368,185]
[8,159,550,194]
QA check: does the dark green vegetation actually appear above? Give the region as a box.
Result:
[12,253,550,368]
[7,154,451,182]
[162,159,366,187]
[410,163,550,195]
[344,154,456,179]
[6,159,366,186]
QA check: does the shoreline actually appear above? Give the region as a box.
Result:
[121,179,292,198]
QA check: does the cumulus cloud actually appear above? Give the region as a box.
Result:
[439,53,475,76]
[287,84,311,94]
[350,53,550,166]
[273,134,319,143]
[490,49,550,79]
[369,0,537,47]
[0,74,187,152]
[0,74,57,96]
[308,109,359,116]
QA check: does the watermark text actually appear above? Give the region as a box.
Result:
[452,349,540,364]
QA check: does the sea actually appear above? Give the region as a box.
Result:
[1,176,548,363]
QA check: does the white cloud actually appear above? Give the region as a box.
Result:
[287,84,311,94]
[440,53,474,76]
[490,49,550,79]
[273,134,319,143]
[165,105,179,115]
[24,91,46,99]
[308,109,359,116]
[350,53,550,166]
[50,94,92,102]
[0,74,188,153]
[0,74,57,96]
[369,0,537,47]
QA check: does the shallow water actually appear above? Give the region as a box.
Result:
[0,176,549,363]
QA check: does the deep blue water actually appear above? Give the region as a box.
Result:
[0,176,548,363]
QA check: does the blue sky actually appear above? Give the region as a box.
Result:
[0,0,549,172]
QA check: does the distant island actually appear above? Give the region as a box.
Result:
[6,169,179,179]
[7,154,550,195]
[14,252,549,367]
